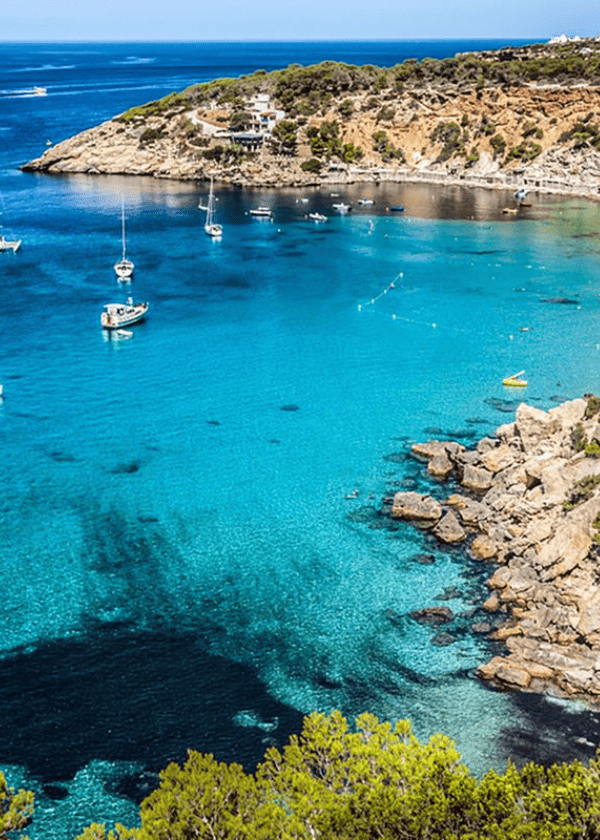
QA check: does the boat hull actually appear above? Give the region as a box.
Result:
[0,237,21,253]
[114,258,134,279]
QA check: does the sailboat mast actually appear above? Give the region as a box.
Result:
[121,197,127,260]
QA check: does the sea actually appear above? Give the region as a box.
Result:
[2,39,600,840]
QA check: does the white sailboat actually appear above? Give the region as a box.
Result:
[200,177,222,238]
[114,198,134,280]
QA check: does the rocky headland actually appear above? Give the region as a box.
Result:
[384,394,600,704]
[21,38,600,200]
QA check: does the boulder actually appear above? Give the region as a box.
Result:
[480,443,519,474]
[487,566,512,590]
[470,534,498,560]
[534,501,595,580]
[432,511,466,544]
[476,656,532,688]
[427,450,454,479]
[548,398,587,430]
[410,606,454,624]
[445,494,488,526]
[461,464,494,492]
[390,492,443,522]
[411,440,448,460]
[515,403,560,454]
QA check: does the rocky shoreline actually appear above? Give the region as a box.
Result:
[20,38,600,202]
[383,395,600,704]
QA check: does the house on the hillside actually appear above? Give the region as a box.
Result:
[229,94,286,150]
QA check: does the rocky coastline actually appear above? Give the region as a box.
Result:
[383,395,600,705]
[20,39,600,202]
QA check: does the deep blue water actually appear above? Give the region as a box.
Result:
[2,40,600,840]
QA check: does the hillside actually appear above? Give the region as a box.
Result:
[22,37,600,197]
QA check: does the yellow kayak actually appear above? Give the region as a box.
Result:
[503,370,527,387]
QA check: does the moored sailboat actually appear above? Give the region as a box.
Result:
[114,198,134,280]
[200,177,222,237]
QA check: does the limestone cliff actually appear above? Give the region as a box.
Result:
[21,38,600,198]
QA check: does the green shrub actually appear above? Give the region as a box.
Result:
[338,99,354,118]
[586,394,600,417]
[139,127,162,145]
[300,157,322,173]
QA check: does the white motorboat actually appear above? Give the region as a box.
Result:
[249,207,272,217]
[114,197,134,280]
[199,177,222,237]
[308,212,327,222]
[332,203,351,213]
[0,197,21,252]
[101,298,148,329]
[0,234,21,253]
[358,198,374,205]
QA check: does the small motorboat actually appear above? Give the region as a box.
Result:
[502,370,527,387]
[101,298,148,329]
[332,203,351,213]
[308,212,327,222]
[389,205,404,212]
[249,207,272,217]
[358,199,374,205]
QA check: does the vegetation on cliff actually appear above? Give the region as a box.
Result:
[22,38,600,189]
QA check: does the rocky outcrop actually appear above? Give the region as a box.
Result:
[19,40,600,200]
[385,395,600,704]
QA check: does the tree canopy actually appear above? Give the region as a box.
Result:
[0,771,33,839]
[68,710,600,840]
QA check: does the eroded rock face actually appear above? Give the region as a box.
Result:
[20,80,600,199]
[385,396,600,705]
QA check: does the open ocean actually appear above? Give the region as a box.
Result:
[3,39,600,840]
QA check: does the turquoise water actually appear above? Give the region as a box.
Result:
[3,41,600,840]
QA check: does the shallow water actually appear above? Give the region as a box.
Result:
[3,41,600,840]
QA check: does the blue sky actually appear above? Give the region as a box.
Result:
[1,0,596,41]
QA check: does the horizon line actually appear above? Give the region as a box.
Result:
[0,36,558,44]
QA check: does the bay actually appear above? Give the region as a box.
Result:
[1,41,600,840]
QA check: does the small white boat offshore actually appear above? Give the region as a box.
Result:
[0,234,21,253]
[249,207,272,217]
[332,202,351,213]
[199,177,222,238]
[357,198,374,205]
[308,212,327,222]
[11,86,47,97]
[101,298,148,329]
[114,197,134,280]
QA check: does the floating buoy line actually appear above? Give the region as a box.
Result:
[357,272,402,311]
